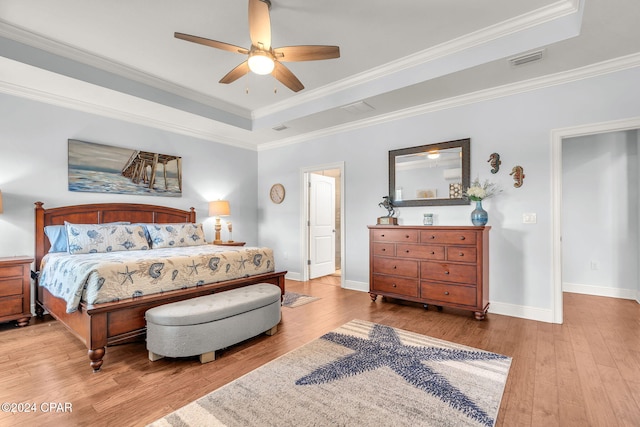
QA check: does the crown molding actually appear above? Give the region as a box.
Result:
[252,0,581,121]
[0,19,251,120]
[257,53,640,151]
[0,78,258,151]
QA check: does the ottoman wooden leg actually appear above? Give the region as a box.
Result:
[200,351,216,364]
[149,351,165,362]
[265,325,278,336]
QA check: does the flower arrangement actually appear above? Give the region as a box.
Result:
[464,178,501,201]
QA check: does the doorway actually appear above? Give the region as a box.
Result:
[300,162,344,286]
[551,117,640,324]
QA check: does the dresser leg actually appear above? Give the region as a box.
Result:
[15,317,30,327]
[474,311,486,320]
[369,292,378,302]
[88,347,106,372]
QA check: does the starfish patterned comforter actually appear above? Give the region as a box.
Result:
[39,245,275,313]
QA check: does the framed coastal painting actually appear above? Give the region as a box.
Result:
[68,139,182,197]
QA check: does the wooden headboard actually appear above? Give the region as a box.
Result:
[34,202,196,270]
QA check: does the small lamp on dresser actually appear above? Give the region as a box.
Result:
[209,200,230,244]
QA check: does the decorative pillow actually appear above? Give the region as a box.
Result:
[44,225,69,253]
[45,222,130,253]
[145,223,206,249]
[65,222,148,254]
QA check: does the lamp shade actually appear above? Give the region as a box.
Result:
[0,190,3,214]
[209,200,230,217]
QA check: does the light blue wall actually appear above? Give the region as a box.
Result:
[257,66,640,321]
[0,94,259,258]
[562,130,639,298]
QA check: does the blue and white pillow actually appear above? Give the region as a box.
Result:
[145,223,206,249]
[65,222,149,254]
[45,222,130,253]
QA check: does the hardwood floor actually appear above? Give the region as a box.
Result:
[1,279,638,426]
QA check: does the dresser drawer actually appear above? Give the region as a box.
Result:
[371,229,418,243]
[397,244,445,260]
[373,257,418,278]
[421,261,476,284]
[421,282,477,306]
[0,277,23,297]
[372,242,395,257]
[0,295,23,317]
[420,230,477,245]
[445,246,477,263]
[372,274,419,298]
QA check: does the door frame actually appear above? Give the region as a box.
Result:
[551,116,640,324]
[300,161,345,286]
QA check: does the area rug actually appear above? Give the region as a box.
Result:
[149,319,511,427]
[281,291,320,308]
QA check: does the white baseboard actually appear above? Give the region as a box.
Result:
[488,301,554,323]
[285,271,302,281]
[563,282,638,300]
[343,280,367,292]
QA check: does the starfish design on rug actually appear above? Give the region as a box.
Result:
[296,324,508,427]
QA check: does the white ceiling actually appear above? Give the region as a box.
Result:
[0,0,639,150]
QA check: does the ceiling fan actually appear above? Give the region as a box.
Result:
[175,0,340,92]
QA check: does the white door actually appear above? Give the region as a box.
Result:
[309,173,336,279]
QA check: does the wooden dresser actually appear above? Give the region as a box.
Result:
[0,256,34,327]
[368,225,490,320]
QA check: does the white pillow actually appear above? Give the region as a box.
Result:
[145,223,206,249]
[65,222,149,254]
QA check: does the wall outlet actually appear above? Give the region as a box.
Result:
[523,213,537,224]
[590,261,598,270]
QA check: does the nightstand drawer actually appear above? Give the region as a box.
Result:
[0,295,22,317]
[0,265,24,278]
[421,262,476,284]
[372,274,419,298]
[0,277,23,297]
[421,282,476,306]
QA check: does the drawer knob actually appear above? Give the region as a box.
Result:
[430,251,435,255]
[381,234,385,237]
[393,266,397,269]
[444,271,450,275]
[405,250,410,253]
[381,248,386,252]
[444,291,450,295]
[405,235,410,239]
[459,236,466,240]
[392,283,397,288]
[430,235,436,239]
[459,252,464,257]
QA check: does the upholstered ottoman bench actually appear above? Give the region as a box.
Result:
[145,283,281,364]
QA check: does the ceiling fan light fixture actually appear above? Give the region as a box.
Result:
[248,51,275,75]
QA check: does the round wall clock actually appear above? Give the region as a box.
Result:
[270,183,285,204]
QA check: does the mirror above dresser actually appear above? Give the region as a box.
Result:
[389,138,470,206]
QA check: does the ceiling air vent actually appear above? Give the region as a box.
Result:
[272,124,288,131]
[340,100,375,114]
[509,49,545,67]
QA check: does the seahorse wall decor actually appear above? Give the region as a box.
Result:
[510,165,525,188]
[488,153,501,174]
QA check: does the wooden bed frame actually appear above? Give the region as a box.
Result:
[34,202,286,372]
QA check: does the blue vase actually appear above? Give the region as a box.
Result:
[471,200,488,226]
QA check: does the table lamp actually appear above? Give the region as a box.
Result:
[209,200,230,244]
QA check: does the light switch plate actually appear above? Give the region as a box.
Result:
[523,213,537,224]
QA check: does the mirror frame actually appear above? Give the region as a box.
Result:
[389,138,470,207]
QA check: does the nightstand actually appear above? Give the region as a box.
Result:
[0,256,34,327]
[212,241,246,247]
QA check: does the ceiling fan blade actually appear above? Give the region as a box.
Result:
[248,0,271,50]
[220,61,251,84]
[175,32,249,55]
[272,61,304,92]
[274,45,340,62]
